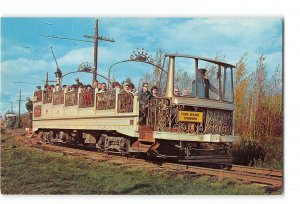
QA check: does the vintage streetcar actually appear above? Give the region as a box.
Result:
[4,107,17,129]
[32,53,238,164]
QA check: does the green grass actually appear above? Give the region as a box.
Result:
[1,133,274,195]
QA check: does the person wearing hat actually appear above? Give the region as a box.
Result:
[192,68,218,99]
[128,83,137,95]
[137,82,152,125]
[75,78,83,88]
[122,82,130,93]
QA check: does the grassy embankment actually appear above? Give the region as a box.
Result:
[1,133,276,195]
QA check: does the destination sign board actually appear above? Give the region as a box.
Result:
[178,111,203,123]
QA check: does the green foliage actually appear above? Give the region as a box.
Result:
[1,134,272,195]
[231,137,282,169]
[231,138,265,166]
[254,137,283,169]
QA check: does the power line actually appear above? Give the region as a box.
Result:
[39,21,53,26]
[73,18,94,33]
[54,18,93,44]
[12,82,42,84]
[41,35,94,43]
[72,19,94,48]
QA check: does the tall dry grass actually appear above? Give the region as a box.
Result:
[232,53,282,168]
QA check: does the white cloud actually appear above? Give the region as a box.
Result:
[1,57,52,114]
[55,42,137,77]
[57,47,93,67]
[1,58,51,75]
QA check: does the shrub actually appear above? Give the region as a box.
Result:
[231,137,282,169]
[230,138,266,166]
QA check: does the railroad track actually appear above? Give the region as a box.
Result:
[14,131,283,188]
[162,163,282,187]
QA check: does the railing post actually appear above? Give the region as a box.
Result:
[133,95,139,115]
[94,91,97,109]
[115,87,120,113]
[78,90,80,108]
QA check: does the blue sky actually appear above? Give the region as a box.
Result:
[1,17,282,115]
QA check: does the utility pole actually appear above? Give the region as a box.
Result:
[93,18,98,83]
[84,18,114,83]
[18,89,21,128]
[41,18,114,84]
[45,72,49,85]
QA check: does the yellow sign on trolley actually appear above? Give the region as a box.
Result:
[178,111,203,123]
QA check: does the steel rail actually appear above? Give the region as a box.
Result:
[161,163,282,187]
[230,165,282,178]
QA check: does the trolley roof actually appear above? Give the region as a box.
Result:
[165,53,236,68]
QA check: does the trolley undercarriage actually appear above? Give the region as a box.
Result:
[36,128,233,166]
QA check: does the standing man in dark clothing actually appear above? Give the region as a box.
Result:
[192,68,218,99]
[75,78,83,89]
[138,82,151,125]
[25,97,33,128]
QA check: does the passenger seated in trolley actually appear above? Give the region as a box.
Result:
[100,82,107,92]
[128,83,137,95]
[150,85,158,99]
[93,80,98,89]
[84,85,93,106]
[174,87,180,96]
[192,68,218,99]
[70,85,76,92]
[96,83,102,93]
[122,82,130,93]
[112,82,121,90]
[54,84,62,92]
[181,89,191,96]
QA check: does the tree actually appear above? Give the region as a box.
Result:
[234,52,251,136]
[234,53,283,139]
